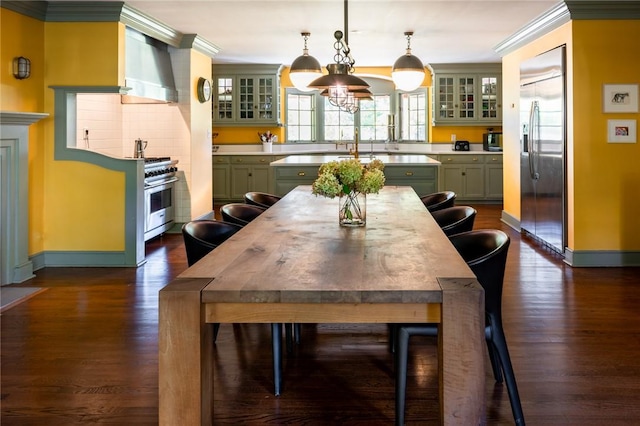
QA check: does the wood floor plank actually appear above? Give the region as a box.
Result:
[2,204,639,425]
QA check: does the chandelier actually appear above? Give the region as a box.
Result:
[305,0,372,113]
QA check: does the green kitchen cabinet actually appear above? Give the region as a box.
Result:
[383,164,438,197]
[229,155,276,200]
[433,153,503,202]
[273,165,319,197]
[484,154,504,200]
[212,155,231,201]
[212,64,283,127]
[431,63,502,127]
[437,154,486,201]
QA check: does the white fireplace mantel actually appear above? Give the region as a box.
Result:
[1,111,48,285]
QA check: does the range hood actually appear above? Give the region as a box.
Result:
[122,27,178,104]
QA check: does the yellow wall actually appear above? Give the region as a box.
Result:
[502,19,640,252]
[1,9,47,253]
[190,49,215,218]
[42,22,126,251]
[571,20,640,250]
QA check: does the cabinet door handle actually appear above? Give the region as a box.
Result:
[260,159,266,163]
[298,171,306,176]
[236,159,242,163]
[462,172,466,176]
[446,158,453,162]
[405,171,414,176]
[472,157,478,162]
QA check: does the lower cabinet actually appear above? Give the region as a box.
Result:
[273,163,439,198]
[273,166,319,196]
[434,153,503,202]
[213,155,280,203]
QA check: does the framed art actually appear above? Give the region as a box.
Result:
[603,84,638,113]
[607,119,636,143]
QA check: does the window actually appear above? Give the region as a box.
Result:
[286,92,315,142]
[399,91,426,141]
[359,95,391,141]
[285,78,427,143]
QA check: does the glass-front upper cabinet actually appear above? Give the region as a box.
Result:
[431,63,501,126]
[213,64,283,126]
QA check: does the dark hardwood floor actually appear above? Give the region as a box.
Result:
[2,205,640,425]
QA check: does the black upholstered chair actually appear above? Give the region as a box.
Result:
[431,205,477,236]
[220,203,266,227]
[420,191,456,212]
[182,220,242,341]
[181,218,287,396]
[394,230,524,426]
[244,191,282,209]
[182,220,242,267]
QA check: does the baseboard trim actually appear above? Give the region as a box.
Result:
[564,249,640,267]
[30,251,145,269]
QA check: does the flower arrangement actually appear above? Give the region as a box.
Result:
[312,158,385,226]
[312,158,385,199]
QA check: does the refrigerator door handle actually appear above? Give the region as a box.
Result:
[528,101,537,180]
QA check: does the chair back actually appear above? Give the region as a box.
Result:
[181,220,243,266]
[431,206,477,236]
[220,203,266,227]
[420,191,456,212]
[244,192,282,209]
[449,230,510,323]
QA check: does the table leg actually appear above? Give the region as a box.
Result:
[438,278,486,425]
[159,278,213,426]
[272,323,283,396]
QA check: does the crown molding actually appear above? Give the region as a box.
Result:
[180,34,221,59]
[494,2,571,57]
[1,1,48,20]
[5,1,219,58]
[495,0,640,57]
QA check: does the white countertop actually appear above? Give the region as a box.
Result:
[212,142,500,156]
[270,154,441,167]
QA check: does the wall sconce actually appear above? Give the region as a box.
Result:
[13,57,31,80]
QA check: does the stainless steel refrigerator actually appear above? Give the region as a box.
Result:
[520,45,566,254]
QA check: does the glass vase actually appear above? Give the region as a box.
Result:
[339,191,366,227]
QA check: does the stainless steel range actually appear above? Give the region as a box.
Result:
[144,157,179,241]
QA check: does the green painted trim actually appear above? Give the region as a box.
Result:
[32,250,147,267]
[500,210,520,232]
[5,1,218,58]
[566,0,640,19]
[45,1,125,22]
[565,248,640,267]
[51,86,145,267]
[119,3,182,47]
[1,1,48,20]
[180,34,220,59]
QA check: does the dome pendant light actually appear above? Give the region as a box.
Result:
[392,32,425,92]
[289,32,322,92]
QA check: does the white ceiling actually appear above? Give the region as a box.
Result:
[69,0,561,66]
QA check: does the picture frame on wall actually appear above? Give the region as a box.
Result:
[607,119,636,143]
[603,84,639,113]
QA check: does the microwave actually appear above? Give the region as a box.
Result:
[483,132,503,151]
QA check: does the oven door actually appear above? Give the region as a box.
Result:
[144,182,175,241]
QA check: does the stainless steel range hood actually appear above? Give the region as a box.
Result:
[122,27,178,104]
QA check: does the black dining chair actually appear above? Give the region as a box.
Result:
[244,191,282,209]
[181,218,288,396]
[420,191,456,212]
[431,205,477,236]
[394,230,524,426]
[220,203,267,227]
[181,220,243,341]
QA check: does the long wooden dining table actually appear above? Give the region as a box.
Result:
[159,185,486,425]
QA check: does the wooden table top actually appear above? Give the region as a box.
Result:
[180,186,475,304]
